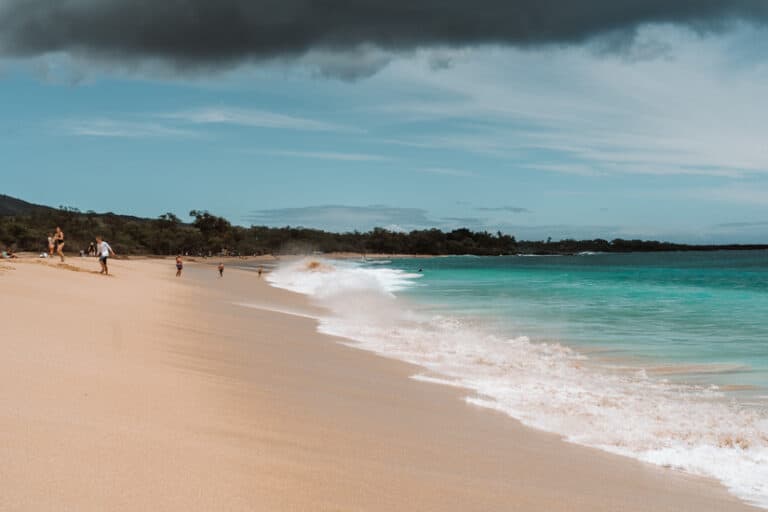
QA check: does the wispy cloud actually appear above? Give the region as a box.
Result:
[258,150,389,161]
[382,134,510,158]
[375,31,768,179]
[689,183,768,206]
[521,162,603,177]
[476,206,530,213]
[706,219,768,244]
[244,203,768,243]
[440,216,485,226]
[57,119,197,138]
[55,104,359,140]
[246,205,437,231]
[162,107,358,132]
[418,167,474,177]
[715,220,768,228]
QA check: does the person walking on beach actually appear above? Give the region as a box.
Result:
[218,262,224,278]
[257,266,263,278]
[53,227,65,262]
[175,255,183,277]
[96,236,116,275]
[47,233,54,256]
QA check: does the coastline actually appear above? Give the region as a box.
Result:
[0,256,759,511]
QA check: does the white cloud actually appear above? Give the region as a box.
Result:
[162,107,358,132]
[55,104,361,140]
[58,118,197,138]
[370,26,768,179]
[258,150,389,161]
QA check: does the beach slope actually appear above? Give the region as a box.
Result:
[0,257,758,511]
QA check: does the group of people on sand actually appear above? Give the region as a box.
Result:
[43,227,116,275]
[31,228,266,280]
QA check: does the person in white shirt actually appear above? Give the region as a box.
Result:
[95,236,116,275]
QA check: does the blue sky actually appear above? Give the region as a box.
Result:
[2,24,768,243]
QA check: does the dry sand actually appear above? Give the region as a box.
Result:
[0,257,759,511]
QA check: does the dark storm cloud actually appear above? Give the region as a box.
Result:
[428,53,455,71]
[1,0,767,69]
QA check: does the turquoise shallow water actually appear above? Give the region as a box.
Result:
[386,250,768,397]
[267,251,768,505]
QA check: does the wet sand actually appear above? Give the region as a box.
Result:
[0,257,758,511]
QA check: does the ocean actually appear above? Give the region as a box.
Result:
[265,251,768,508]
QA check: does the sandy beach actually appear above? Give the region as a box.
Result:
[0,256,759,511]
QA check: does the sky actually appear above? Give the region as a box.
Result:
[1,1,768,243]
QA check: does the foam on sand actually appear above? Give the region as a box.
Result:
[268,258,768,508]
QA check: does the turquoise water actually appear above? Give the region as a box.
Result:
[387,251,768,397]
[268,251,768,505]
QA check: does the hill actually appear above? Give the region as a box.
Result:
[0,193,766,256]
[0,194,54,216]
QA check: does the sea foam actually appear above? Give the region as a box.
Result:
[267,258,768,508]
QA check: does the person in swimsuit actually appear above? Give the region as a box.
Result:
[53,227,65,262]
[176,255,183,277]
[218,262,224,278]
[95,236,116,275]
[47,233,54,256]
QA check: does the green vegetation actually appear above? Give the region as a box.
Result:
[1,194,766,256]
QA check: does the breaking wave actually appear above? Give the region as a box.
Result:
[267,258,768,508]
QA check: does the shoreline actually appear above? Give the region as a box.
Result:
[7,247,766,270]
[0,257,759,511]
[267,255,768,508]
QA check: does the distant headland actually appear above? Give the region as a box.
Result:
[1,194,766,256]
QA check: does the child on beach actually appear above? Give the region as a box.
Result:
[96,236,116,275]
[257,266,263,278]
[176,255,183,277]
[218,262,224,278]
[47,233,54,256]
